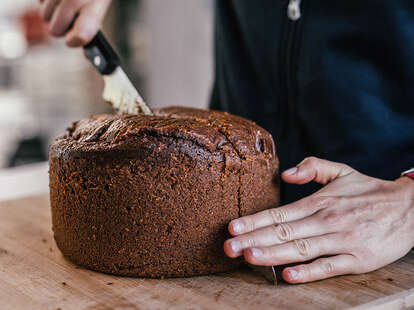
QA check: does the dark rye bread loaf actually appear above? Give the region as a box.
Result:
[49,107,279,278]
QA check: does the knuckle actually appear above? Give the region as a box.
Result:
[242,216,256,232]
[338,163,355,176]
[319,258,334,275]
[344,231,373,257]
[350,205,367,221]
[298,265,311,279]
[318,208,341,226]
[352,257,372,274]
[306,156,319,162]
[243,236,256,248]
[302,156,319,167]
[342,231,356,245]
[294,239,311,257]
[311,196,336,210]
[324,262,334,275]
[357,245,375,260]
[340,163,352,172]
[273,223,293,242]
[268,207,288,224]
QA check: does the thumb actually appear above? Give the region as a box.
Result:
[281,157,354,185]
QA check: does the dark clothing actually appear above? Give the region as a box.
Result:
[210,0,414,205]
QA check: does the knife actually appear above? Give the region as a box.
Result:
[249,265,278,286]
[84,31,153,115]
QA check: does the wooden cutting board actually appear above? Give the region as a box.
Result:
[1,195,414,310]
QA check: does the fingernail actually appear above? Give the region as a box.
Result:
[230,241,242,253]
[232,220,244,234]
[284,167,298,176]
[287,268,300,280]
[250,248,263,258]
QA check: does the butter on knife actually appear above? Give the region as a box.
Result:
[84,31,153,116]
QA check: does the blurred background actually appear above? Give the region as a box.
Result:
[0,0,214,172]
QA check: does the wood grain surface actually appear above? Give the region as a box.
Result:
[1,195,414,310]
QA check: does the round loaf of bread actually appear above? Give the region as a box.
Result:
[49,107,279,278]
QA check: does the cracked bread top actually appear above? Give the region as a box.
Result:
[50,106,277,164]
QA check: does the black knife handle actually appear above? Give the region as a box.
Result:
[84,31,120,75]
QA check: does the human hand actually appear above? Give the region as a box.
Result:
[39,0,111,47]
[224,157,414,283]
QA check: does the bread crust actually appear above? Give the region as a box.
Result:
[49,107,279,278]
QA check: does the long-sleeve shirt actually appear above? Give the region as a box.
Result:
[210,0,414,204]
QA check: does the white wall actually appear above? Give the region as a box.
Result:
[141,0,214,109]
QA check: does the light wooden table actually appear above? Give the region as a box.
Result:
[1,165,414,309]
